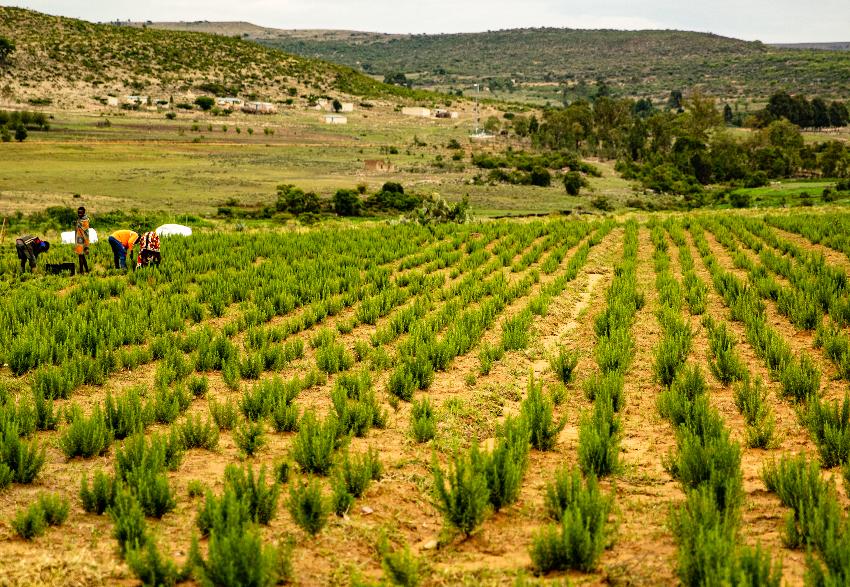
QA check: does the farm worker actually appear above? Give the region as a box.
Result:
[135,231,161,268]
[15,235,50,273]
[108,229,138,270]
[74,206,90,274]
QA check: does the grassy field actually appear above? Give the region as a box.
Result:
[0,106,616,219]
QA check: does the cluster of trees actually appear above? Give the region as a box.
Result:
[471,149,600,191]
[275,182,426,219]
[0,109,49,143]
[0,36,14,65]
[754,92,849,129]
[501,92,850,197]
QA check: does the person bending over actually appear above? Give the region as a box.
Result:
[15,235,49,273]
[135,231,162,268]
[108,229,138,270]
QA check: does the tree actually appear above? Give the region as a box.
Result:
[681,90,722,141]
[194,96,215,111]
[383,72,409,87]
[333,189,361,216]
[829,101,849,128]
[811,98,830,129]
[563,172,583,196]
[14,125,26,143]
[667,90,684,112]
[723,104,734,126]
[0,37,14,65]
[332,99,342,113]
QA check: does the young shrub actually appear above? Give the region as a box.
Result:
[235,421,266,457]
[38,493,70,526]
[388,364,417,401]
[478,343,504,375]
[110,490,148,555]
[583,372,625,412]
[288,478,329,536]
[291,412,340,475]
[733,378,777,449]
[274,460,291,485]
[209,398,238,431]
[657,364,707,427]
[803,392,850,468]
[379,535,421,587]
[483,416,530,511]
[410,397,436,443]
[550,348,579,385]
[780,355,821,401]
[596,329,635,375]
[60,405,113,459]
[578,401,621,477]
[224,463,280,525]
[672,426,743,515]
[187,480,206,498]
[103,386,153,440]
[0,425,46,483]
[501,309,533,351]
[530,470,613,572]
[192,491,282,586]
[431,447,490,537]
[521,376,565,452]
[187,375,209,398]
[316,341,354,374]
[653,329,692,388]
[80,469,117,514]
[11,501,47,540]
[31,388,59,431]
[669,486,738,586]
[126,540,182,587]
[179,414,219,451]
[705,319,745,385]
[271,402,300,433]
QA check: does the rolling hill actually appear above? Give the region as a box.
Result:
[0,8,427,108]
[137,23,850,102]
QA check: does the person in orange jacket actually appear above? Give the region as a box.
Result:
[108,229,138,269]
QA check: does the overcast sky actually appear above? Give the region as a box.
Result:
[4,0,849,43]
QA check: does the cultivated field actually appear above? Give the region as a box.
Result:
[2,209,850,585]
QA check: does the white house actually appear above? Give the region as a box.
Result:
[324,115,348,125]
[216,97,243,110]
[339,102,355,112]
[106,97,119,107]
[242,102,277,114]
[402,106,430,118]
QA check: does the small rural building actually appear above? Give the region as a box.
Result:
[216,97,243,110]
[106,97,119,107]
[435,109,459,119]
[243,102,277,114]
[339,102,355,112]
[364,159,394,172]
[324,114,348,125]
[124,95,148,106]
[402,106,430,118]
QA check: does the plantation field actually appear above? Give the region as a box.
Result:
[0,108,599,218]
[3,209,850,585]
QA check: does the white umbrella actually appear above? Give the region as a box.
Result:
[155,224,192,237]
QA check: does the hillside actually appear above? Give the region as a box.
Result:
[140,23,850,101]
[0,8,426,108]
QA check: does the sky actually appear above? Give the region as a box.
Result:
[3,0,849,43]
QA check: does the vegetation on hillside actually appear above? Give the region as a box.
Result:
[0,8,429,102]
[248,27,850,100]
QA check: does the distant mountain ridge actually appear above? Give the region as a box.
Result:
[132,22,850,101]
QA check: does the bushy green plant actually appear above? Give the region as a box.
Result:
[187,375,209,398]
[550,349,579,384]
[410,397,436,443]
[705,319,746,384]
[103,386,153,440]
[60,405,113,459]
[179,414,219,450]
[80,469,117,514]
[288,477,329,536]
[38,492,70,526]
[272,402,300,433]
[578,401,621,477]
[432,447,490,537]
[521,376,565,452]
[379,535,421,587]
[657,364,708,427]
[671,427,743,514]
[803,393,850,468]
[653,328,693,387]
[126,540,182,587]
[110,489,149,555]
[234,421,266,457]
[209,398,238,430]
[0,424,46,483]
[583,371,625,412]
[482,416,530,511]
[733,378,777,449]
[780,355,821,401]
[224,463,280,525]
[11,501,47,540]
[291,412,340,475]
